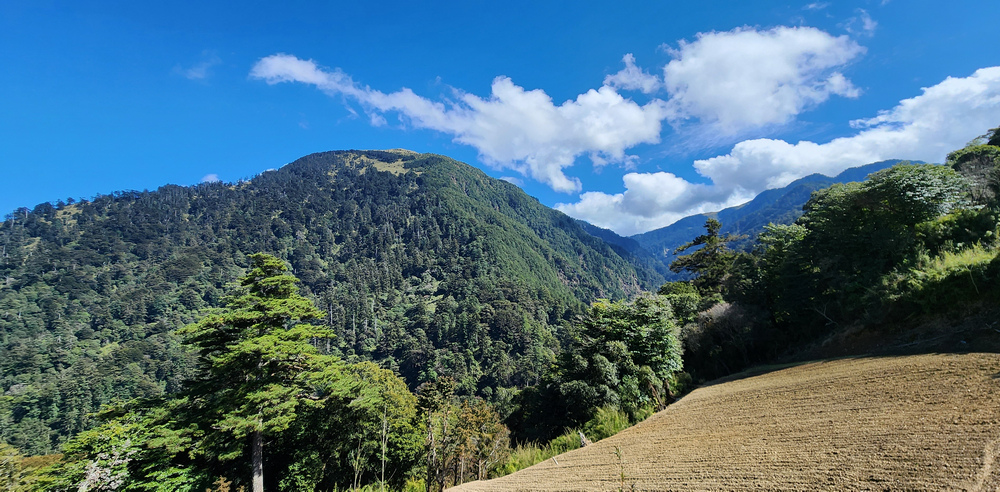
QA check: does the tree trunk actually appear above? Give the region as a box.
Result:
[253,429,264,492]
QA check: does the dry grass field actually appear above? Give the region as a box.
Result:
[452,353,1000,491]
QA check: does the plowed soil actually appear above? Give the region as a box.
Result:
[452,353,1000,491]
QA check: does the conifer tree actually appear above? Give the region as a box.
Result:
[669,218,738,296]
[181,253,340,492]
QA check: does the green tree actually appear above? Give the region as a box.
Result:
[451,399,510,484]
[669,218,738,296]
[981,125,1000,147]
[798,164,966,286]
[1,441,23,491]
[416,379,510,491]
[278,361,422,491]
[180,253,341,492]
[556,295,682,423]
[656,281,701,326]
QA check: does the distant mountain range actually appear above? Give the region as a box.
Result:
[580,160,909,277]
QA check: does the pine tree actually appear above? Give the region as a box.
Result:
[181,253,341,492]
[669,218,739,296]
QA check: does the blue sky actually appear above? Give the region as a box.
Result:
[2,1,999,235]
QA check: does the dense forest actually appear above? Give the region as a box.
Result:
[0,150,663,458]
[2,128,1000,490]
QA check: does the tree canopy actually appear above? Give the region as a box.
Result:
[668,218,739,296]
[179,252,341,491]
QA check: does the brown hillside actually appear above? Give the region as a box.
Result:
[452,353,1000,491]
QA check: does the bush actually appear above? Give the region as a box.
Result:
[896,243,1000,312]
[582,406,633,442]
[916,209,998,256]
[497,429,582,477]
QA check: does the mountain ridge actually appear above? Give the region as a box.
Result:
[628,160,909,267]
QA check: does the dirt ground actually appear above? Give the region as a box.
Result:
[451,353,1000,491]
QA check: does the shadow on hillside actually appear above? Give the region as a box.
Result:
[697,357,859,388]
[698,304,1000,389]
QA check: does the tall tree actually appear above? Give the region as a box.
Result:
[180,253,340,492]
[669,218,738,296]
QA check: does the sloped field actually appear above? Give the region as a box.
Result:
[453,353,1000,491]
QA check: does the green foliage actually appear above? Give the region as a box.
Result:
[581,406,633,442]
[31,405,207,492]
[1,441,24,490]
[656,281,701,325]
[987,127,1000,147]
[678,155,999,382]
[915,208,998,256]
[669,218,739,295]
[511,295,683,441]
[892,243,1000,311]
[497,406,633,479]
[417,378,511,491]
[282,361,422,491]
[32,258,424,491]
[787,163,968,323]
[177,253,340,490]
[0,150,660,452]
[496,429,581,477]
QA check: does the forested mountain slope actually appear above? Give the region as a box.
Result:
[0,149,662,455]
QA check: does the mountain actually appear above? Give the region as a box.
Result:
[630,160,906,269]
[574,220,671,277]
[0,149,662,455]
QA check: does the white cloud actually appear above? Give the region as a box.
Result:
[661,26,864,133]
[560,67,1000,235]
[556,173,749,236]
[200,173,220,183]
[696,66,1000,193]
[251,54,668,192]
[248,43,1000,237]
[250,27,865,194]
[175,51,222,81]
[604,54,662,94]
[499,176,523,186]
[804,2,830,10]
[844,9,878,36]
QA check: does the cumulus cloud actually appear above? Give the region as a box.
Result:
[560,67,1000,235]
[250,26,865,193]
[248,37,999,237]
[661,26,864,133]
[200,173,220,183]
[604,54,662,94]
[556,173,747,236]
[696,67,1000,192]
[251,54,668,192]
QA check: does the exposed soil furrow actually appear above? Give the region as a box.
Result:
[452,353,1000,491]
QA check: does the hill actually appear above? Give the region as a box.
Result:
[630,160,905,267]
[452,352,1000,491]
[574,220,670,277]
[0,149,663,455]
